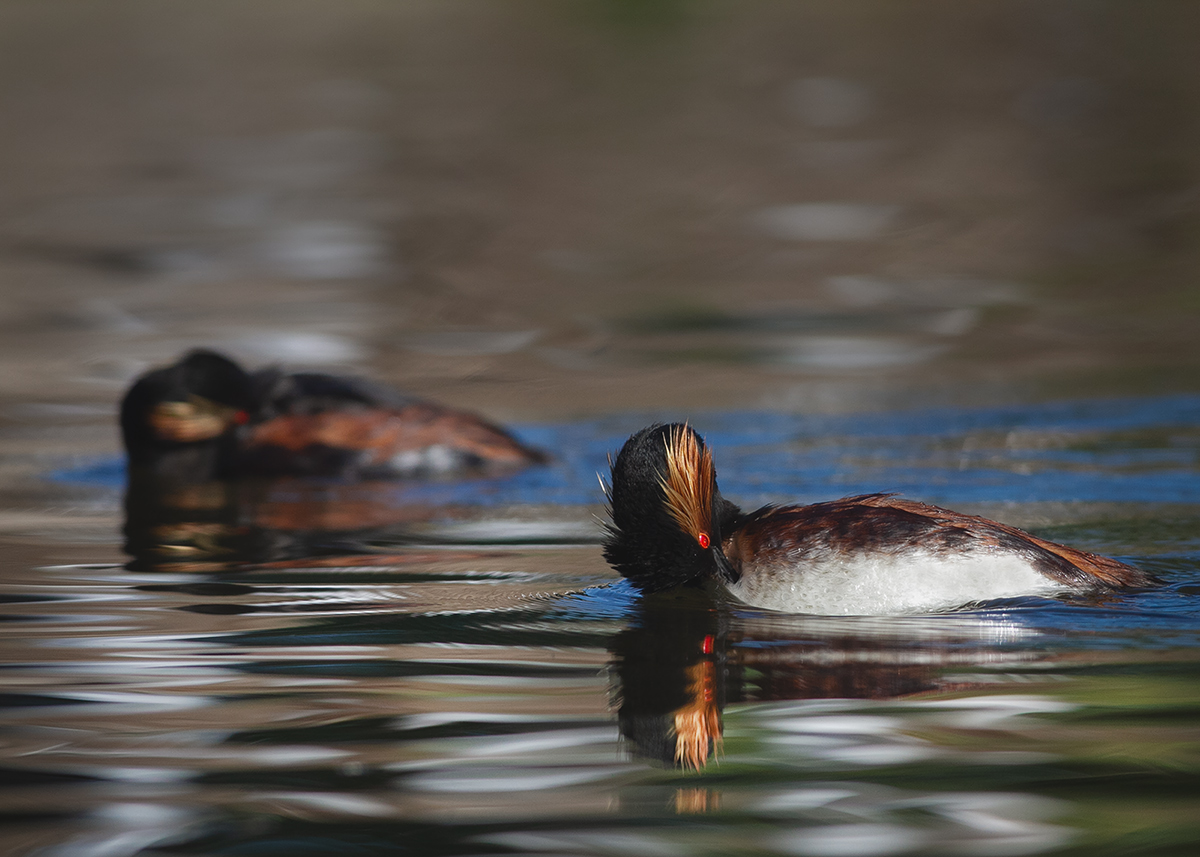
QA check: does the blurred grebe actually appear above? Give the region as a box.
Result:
[121,349,545,481]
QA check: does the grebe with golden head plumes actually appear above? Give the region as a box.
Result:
[603,423,1157,615]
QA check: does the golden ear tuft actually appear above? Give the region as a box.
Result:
[148,395,238,443]
[659,424,715,545]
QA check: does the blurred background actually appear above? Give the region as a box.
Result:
[2,0,1198,438]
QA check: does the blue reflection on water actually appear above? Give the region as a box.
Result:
[550,578,641,622]
[55,393,1200,509]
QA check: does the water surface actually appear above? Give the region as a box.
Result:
[3,396,1198,856]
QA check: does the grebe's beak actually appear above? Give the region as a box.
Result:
[711,540,739,585]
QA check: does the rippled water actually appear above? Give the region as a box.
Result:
[3,395,1199,856]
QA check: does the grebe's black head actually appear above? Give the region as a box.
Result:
[603,423,741,592]
[120,349,254,466]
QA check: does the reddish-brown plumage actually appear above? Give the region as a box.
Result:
[245,403,541,470]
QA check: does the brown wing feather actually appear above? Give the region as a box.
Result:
[245,404,542,470]
[884,498,1153,588]
[728,494,1156,590]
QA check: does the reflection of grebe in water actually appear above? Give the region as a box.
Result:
[611,591,732,771]
[121,476,447,572]
[121,349,545,482]
[611,590,1037,772]
[603,424,1157,615]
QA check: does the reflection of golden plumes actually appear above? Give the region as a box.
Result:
[660,424,715,546]
[146,522,243,572]
[156,561,234,573]
[151,522,237,555]
[673,659,723,771]
[673,787,721,814]
[163,482,232,511]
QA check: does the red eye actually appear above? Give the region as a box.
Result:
[233,410,249,425]
[698,532,711,549]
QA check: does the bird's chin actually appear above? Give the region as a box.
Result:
[711,547,740,585]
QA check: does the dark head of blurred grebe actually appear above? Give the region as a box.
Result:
[603,423,1157,615]
[121,349,546,482]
